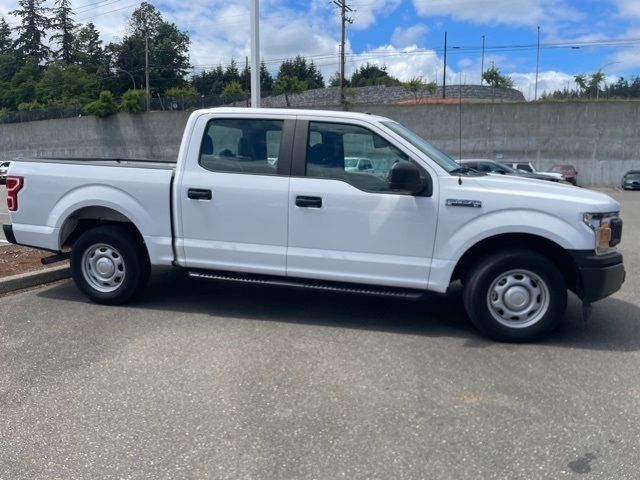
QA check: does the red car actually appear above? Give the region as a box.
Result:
[551,164,578,185]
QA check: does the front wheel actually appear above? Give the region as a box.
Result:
[71,225,150,305]
[463,249,567,342]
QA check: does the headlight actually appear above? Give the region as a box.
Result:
[583,212,619,255]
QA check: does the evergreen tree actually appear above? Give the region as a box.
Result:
[10,0,51,63]
[74,22,103,73]
[277,56,324,89]
[350,63,400,87]
[0,17,12,54]
[260,60,273,92]
[51,0,75,63]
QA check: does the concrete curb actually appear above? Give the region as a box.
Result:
[0,264,71,294]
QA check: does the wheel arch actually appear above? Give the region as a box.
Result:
[59,206,147,258]
[451,233,579,292]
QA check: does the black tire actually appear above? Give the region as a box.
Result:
[71,224,150,305]
[462,249,567,342]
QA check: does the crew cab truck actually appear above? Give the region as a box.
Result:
[3,108,626,341]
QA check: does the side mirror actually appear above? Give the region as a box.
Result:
[389,162,429,195]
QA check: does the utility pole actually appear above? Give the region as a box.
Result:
[145,35,150,111]
[534,25,540,101]
[480,35,485,85]
[334,0,353,105]
[250,0,261,107]
[443,31,447,99]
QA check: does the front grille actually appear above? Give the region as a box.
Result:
[610,218,623,246]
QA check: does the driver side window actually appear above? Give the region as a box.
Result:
[305,121,412,193]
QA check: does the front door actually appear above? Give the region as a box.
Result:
[177,115,294,276]
[287,119,438,290]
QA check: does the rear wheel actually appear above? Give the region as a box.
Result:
[71,225,150,304]
[463,249,567,342]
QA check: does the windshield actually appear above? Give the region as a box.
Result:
[383,121,460,173]
[626,173,640,180]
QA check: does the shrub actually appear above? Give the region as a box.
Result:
[17,101,44,111]
[120,89,146,113]
[83,90,118,118]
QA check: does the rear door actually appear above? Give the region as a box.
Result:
[176,113,295,275]
[286,118,438,290]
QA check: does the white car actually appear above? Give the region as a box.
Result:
[505,161,564,179]
[3,108,625,341]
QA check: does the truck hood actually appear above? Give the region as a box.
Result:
[466,174,620,213]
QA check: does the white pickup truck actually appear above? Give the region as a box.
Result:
[3,108,625,341]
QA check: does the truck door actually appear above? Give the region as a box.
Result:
[176,114,295,276]
[286,119,438,289]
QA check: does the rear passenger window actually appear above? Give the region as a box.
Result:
[199,119,283,174]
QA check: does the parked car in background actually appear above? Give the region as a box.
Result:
[0,161,10,184]
[504,161,564,180]
[621,170,640,190]
[345,157,374,172]
[459,159,570,184]
[551,164,578,185]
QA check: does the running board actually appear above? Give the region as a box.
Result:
[187,270,425,300]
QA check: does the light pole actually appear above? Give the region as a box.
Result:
[113,68,136,90]
[534,26,540,101]
[595,61,621,100]
[250,0,261,107]
[480,34,485,85]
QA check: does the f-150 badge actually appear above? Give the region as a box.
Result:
[446,199,482,208]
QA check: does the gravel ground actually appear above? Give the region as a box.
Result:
[0,188,639,479]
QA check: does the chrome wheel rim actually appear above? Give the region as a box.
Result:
[487,269,550,329]
[81,243,126,293]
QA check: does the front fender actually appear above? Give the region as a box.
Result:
[428,209,592,293]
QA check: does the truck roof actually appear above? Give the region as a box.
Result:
[198,107,392,123]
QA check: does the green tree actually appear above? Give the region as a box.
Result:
[260,61,274,93]
[111,3,190,95]
[83,90,118,117]
[10,0,51,63]
[36,62,98,105]
[0,17,12,54]
[17,100,43,110]
[221,81,245,103]
[403,76,437,103]
[277,56,324,89]
[4,59,41,108]
[482,65,515,89]
[191,66,225,95]
[590,71,606,99]
[120,89,146,113]
[50,0,75,63]
[274,75,306,106]
[224,59,240,85]
[350,63,400,87]
[574,74,588,96]
[328,71,352,88]
[73,23,103,73]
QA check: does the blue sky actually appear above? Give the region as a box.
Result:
[1,0,639,98]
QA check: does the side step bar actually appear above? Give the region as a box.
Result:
[188,270,425,300]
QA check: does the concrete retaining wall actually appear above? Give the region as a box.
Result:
[2,102,639,186]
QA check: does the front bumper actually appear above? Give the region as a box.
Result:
[570,250,625,303]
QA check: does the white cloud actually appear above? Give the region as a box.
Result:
[391,24,429,48]
[613,0,640,18]
[412,0,581,28]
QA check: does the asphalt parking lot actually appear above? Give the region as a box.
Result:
[1,189,639,479]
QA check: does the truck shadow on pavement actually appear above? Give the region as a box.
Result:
[38,268,640,352]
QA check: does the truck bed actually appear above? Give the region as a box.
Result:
[7,157,176,265]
